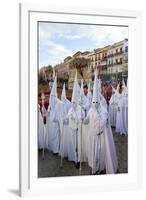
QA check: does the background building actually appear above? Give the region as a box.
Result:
[39,38,128,90]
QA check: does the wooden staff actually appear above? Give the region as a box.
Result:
[79,95,83,175]
[41,93,46,160]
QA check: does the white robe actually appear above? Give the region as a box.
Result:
[38,110,44,149]
[109,94,119,127]
[46,99,63,153]
[116,95,128,135]
[67,105,87,163]
[59,99,71,158]
[79,93,91,117]
[123,95,128,134]
[84,107,106,174]
[87,91,93,105]
[84,105,118,174]
[82,95,91,116]
[100,94,107,111]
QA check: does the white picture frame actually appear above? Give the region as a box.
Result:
[19,3,143,197]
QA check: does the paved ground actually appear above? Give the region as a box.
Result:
[38,128,128,178]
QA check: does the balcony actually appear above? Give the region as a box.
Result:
[114,51,123,56]
[113,61,123,65]
[123,60,128,64]
[101,56,107,61]
[108,63,114,67]
[107,54,113,58]
[97,64,107,70]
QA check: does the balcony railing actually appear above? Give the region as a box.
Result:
[107,51,124,58]
[107,54,113,58]
[101,56,107,61]
[97,64,107,70]
[113,61,123,65]
[114,51,123,56]
[108,63,114,67]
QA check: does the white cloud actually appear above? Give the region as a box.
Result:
[39,39,75,67]
[77,25,128,47]
[39,22,128,44]
[63,34,81,40]
[39,22,128,67]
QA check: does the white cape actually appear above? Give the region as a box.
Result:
[59,99,71,158]
[84,106,118,174]
[67,105,87,163]
[46,99,63,153]
[116,95,128,135]
[109,94,119,127]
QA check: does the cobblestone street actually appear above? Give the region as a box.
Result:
[38,128,128,178]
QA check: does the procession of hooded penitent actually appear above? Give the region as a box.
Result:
[38,69,128,175]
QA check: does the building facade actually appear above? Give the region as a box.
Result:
[40,39,128,89]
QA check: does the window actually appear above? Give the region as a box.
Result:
[125,46,128,52]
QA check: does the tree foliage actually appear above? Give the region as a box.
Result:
[69,57,89,78]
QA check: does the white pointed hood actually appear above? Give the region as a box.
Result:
[61,83,66,101]
[71,71,81,103]
[50,75,57,97]
[116,82,120,94]
[92,68,99,102]
[126,79,128,94]
[49,75,58,109]
[122,79,127,95]
[81,79,84,92]
[80,79,85,96]
[88,81,91,93]
[122,79,126,90]
[98,78,102,94]
[87,81,93,99]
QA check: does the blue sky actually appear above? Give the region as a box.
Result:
[39,22,128,68]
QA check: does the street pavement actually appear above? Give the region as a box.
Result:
[38,128,128,178]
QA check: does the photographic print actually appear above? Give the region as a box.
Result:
[38,22,128,178]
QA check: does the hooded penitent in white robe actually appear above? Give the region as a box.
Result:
[122,94,128,135]
[116,81,128,136]
[84,69,118,174]
[61,83,71,112]
[59,83,71,158]
[67,104,85,163]
[124,82,128,134]
[123,80,128,134]
[67,73,87,163]
[84,105,107,174]
[38,105,44,149]
[50,99,66,154]
[46,76,63,153]
[109,85,120,127]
